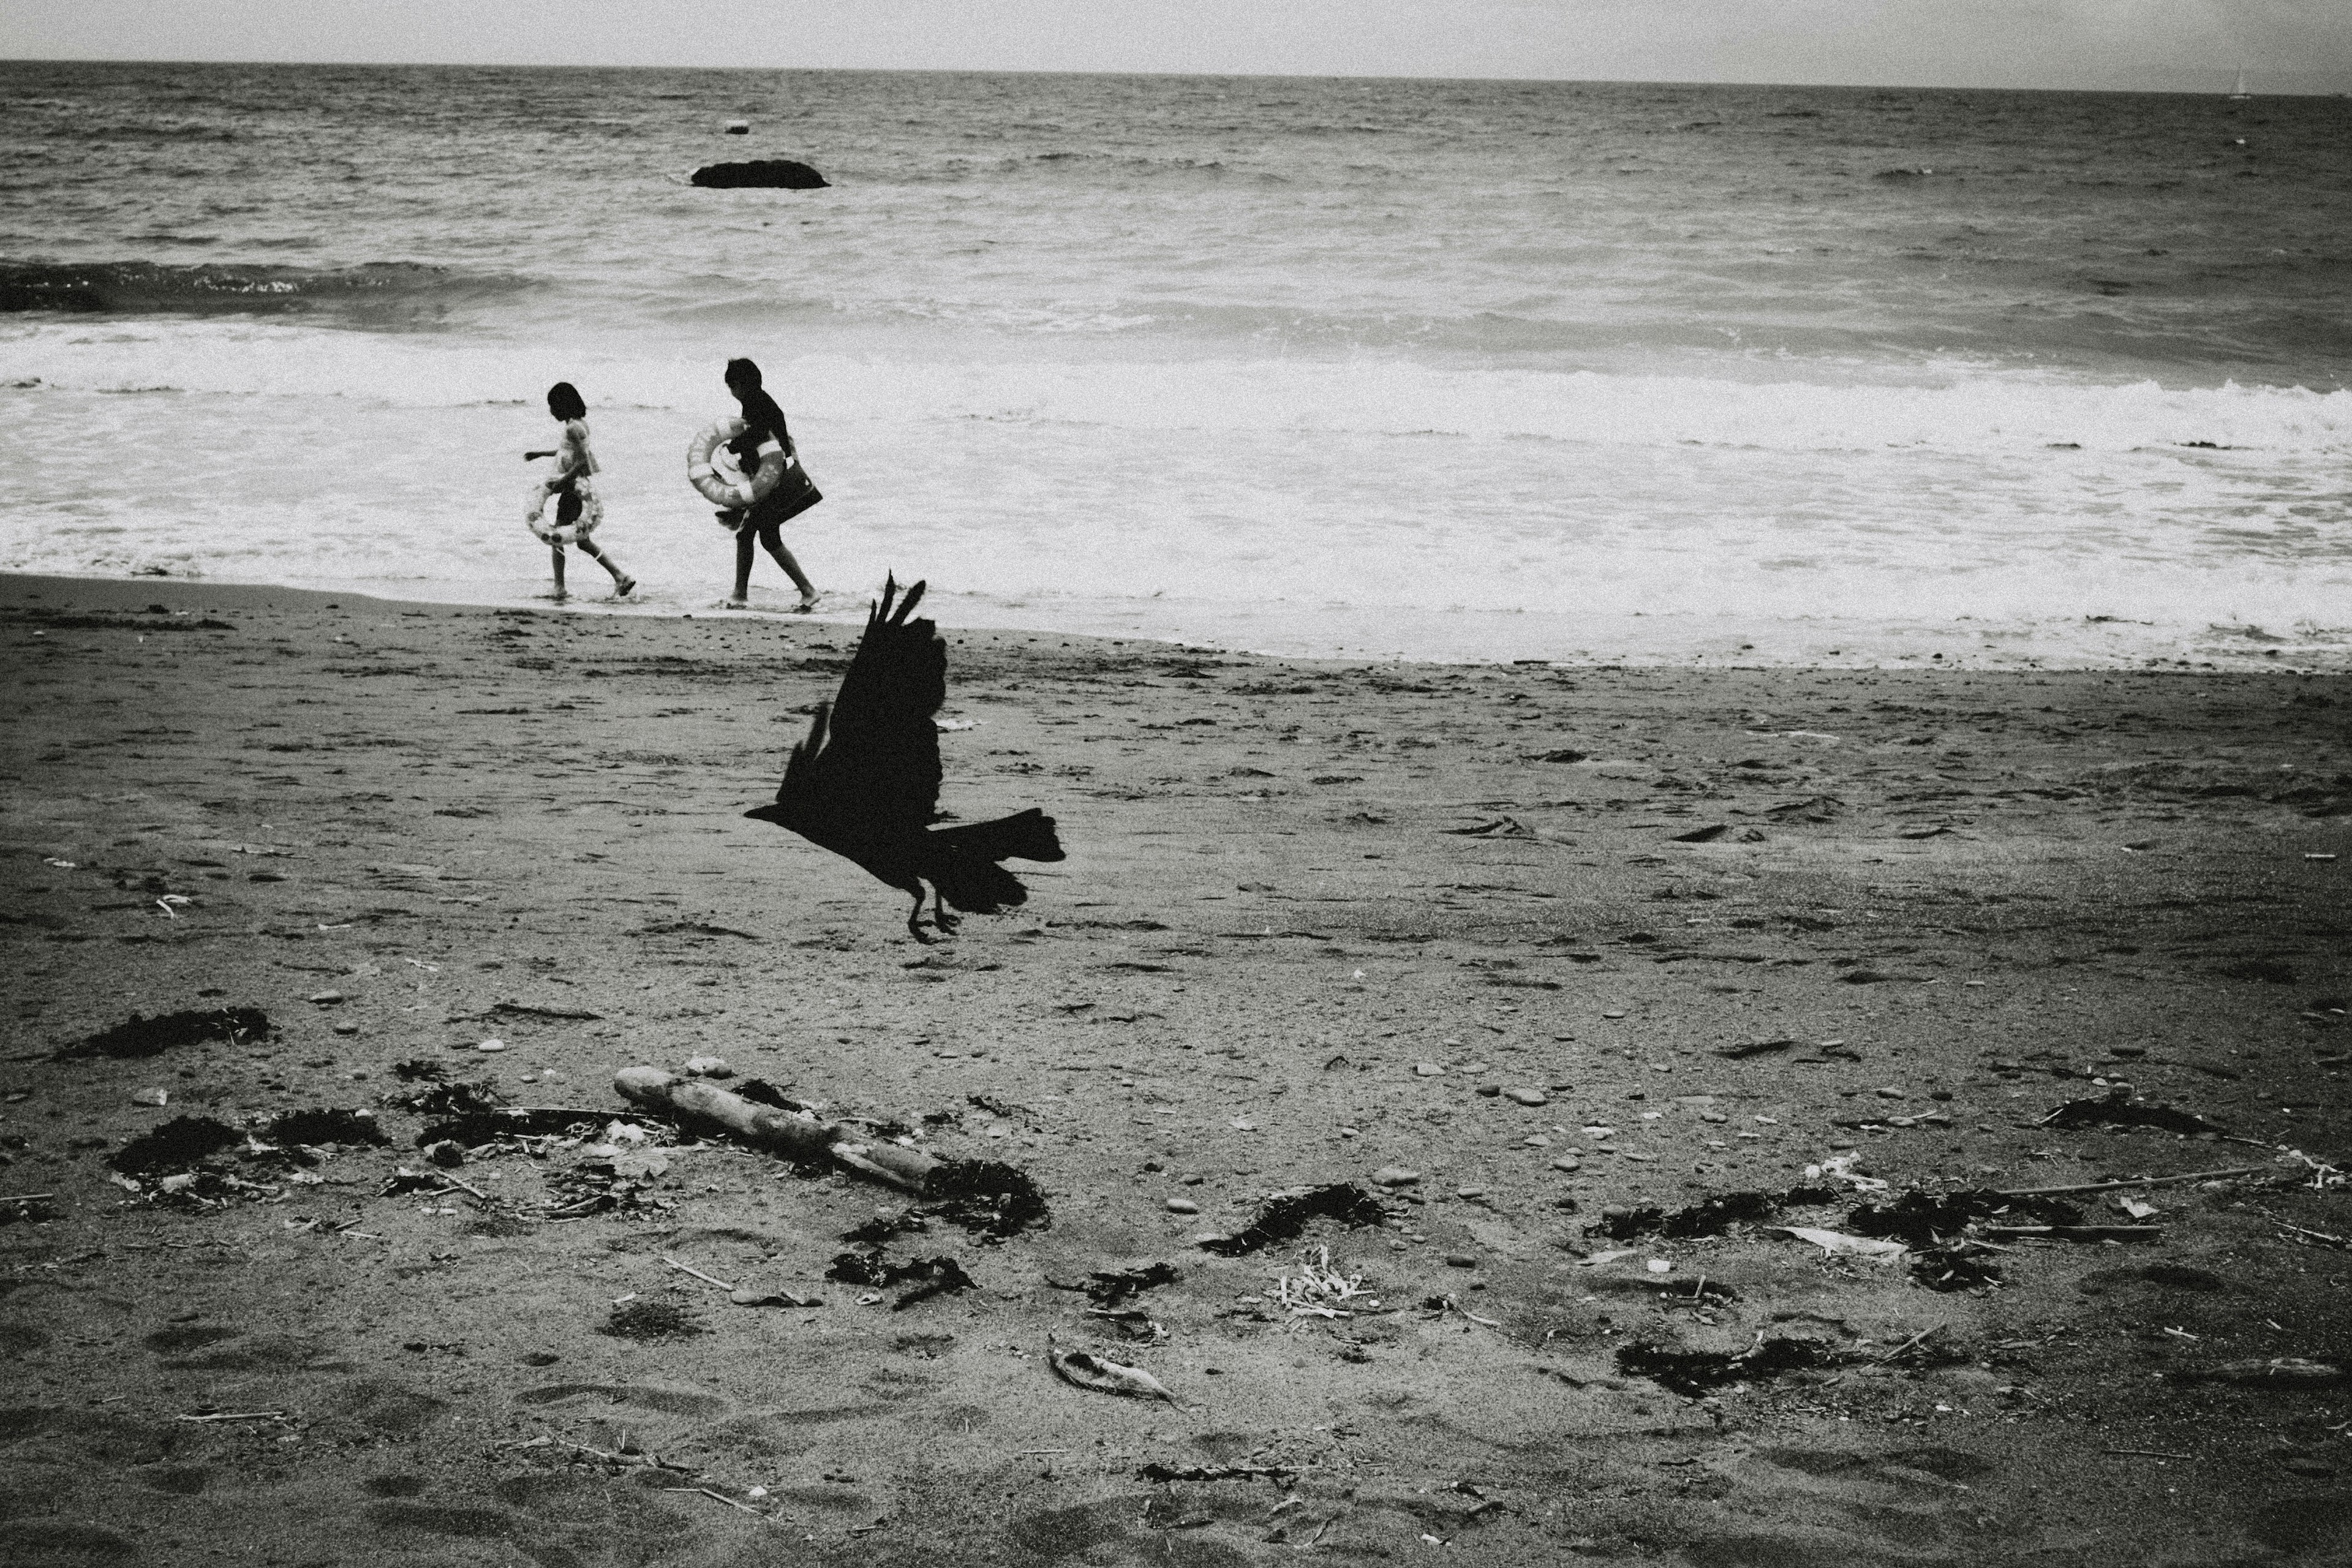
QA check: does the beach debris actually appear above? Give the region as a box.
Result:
[729,1286,821,1308]
[1714,1037,1798,1059]
[109,1116,239,1175]
[266,1107,390,1151]
[1443,816,1535,838]
[487,1001,602,1022]
[1992,1166,2274,1199]
[682,1055,734,1079]
[2171,1357,2348,1389]
[1047,1262,1182,1305]
[598,1300,704,1342]
[1778,1226,1909,1259]
[1844,1189,2084,1246]
[840,1159,1051,1245]
[1136,1462,1295,1484]
[1589,1185,1836,1242]
[1271,1246,1381,1317]
[1047,1336,1182,1404]
[1199,1182,1388,1256]
[826,1251,976,1310]
[616,1065,942,1194]
[1616,1335,1838,1395]
[55,1006,271,1061]
[2040,1093,2231,1138]
[1804,1153,1889,1193]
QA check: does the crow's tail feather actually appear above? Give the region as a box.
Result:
[933,807,1064,864]
[932,856,1028,916]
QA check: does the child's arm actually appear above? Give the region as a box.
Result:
[523,448,555,461]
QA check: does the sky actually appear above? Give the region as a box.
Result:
[3,0,2349,93]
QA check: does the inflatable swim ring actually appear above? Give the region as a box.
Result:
[525,475,602,545]
[687,417,787,509]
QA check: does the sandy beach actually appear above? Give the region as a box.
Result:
[2,569,2349,1567]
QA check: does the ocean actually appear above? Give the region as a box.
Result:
[2,63,2348,666]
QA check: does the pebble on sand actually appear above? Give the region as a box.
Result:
[1415,1063,1446,1077]
[1506,1087,1548,1107]
[1373,1167,1422,1187]
[1165,1197,1199,1214]
[1551,1156,1581,1171]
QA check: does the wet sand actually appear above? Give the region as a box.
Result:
[2,570,2348,1567]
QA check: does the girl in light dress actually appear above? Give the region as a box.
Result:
[523,382,635,601]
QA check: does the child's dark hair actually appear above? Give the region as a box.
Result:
[547,382,587,421]
[724,358,761,391]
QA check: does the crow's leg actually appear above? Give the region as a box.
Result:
[930,884,961,936]
[904,887,937,945]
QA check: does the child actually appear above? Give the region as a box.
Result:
[524,382,635,601]
[720,356,821,612]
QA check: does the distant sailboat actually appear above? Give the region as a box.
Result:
[2227,66,2250,100]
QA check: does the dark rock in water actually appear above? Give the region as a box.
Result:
[690,159,828,190]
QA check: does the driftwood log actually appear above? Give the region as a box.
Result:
[613,1066,937,1193]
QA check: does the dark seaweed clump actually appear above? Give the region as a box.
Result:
[266,1108,390,1148]
[1589,1185,1839,1242]
[58,1007,270,1061]
[826,1251,976,1310]
[1081,1262,1182,1305]
[846,1159,1050,1243]
[1844,1190,2082,1248]
[1616,1337,1837,1395]
[1200,1182,1389,1257]
[109,1116,240,1175]
[598,1300,704,1342]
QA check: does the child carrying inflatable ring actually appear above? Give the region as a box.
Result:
[522,382,635,602]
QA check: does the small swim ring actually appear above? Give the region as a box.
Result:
[525,475,601,545]
[687,417,786,508]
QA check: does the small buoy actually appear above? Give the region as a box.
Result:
[725,119,750,135]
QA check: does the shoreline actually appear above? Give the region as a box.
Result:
[2,568,2348,1565]
[9,567,2348,675]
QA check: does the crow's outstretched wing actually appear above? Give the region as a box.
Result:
[778,576,944,831]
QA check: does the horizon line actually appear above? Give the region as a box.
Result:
[0,56,2335,97]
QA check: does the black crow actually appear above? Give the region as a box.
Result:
[745,576,1065,941]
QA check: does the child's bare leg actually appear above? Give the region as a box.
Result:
[729,526,756,606]
[550,543,568,600]
[581,540,633,592]
[758,522,818,603]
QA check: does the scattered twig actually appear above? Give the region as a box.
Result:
[2103,1448,2195,1460]
[663,1486,772,1520]
[662,1254,737,1290]
[437,1172,491,1201]
[1982,1224,2163,1240]
[175,1411,285,1423]
[2263,1214,2352,1250]
[0,1193,57,1204]
[1994,1167,2268,1199]
[1877,1327,1941,1363]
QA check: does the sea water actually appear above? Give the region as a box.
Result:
[2,64,2348,666]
